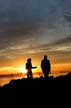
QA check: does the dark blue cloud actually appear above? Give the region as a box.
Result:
[0,0,71,25]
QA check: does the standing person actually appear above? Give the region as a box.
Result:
[41,55,51,78]
[26,58,37,78]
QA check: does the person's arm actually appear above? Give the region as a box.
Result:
[32,66,37,69]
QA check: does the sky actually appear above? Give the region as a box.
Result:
[0,0,71,75]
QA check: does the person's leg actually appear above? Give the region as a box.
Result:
[27,71,30,78]
[43,71,46,78]
[27,73,29,78]
[44,71,48,78]
[30,71,33,78]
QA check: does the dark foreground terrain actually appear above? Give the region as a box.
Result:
[0,73,71,105]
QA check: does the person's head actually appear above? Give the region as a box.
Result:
[27,58,31,63]
[44,55,47,59]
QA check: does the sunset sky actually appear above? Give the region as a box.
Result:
[0,0,71,76]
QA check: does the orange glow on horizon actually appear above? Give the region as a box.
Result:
[18,66,27,74]
[0,63,71,77]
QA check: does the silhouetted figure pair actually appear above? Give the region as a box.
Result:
[26,58,37,78]
[41,55,51,78]
[25,55,51,78]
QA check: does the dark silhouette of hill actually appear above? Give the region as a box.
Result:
[0,72,71,106]
[0,72,71,97]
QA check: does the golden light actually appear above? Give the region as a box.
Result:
[19,66,27,74]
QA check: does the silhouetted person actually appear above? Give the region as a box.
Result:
[26,58,37,78]
[41,55,51,78]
